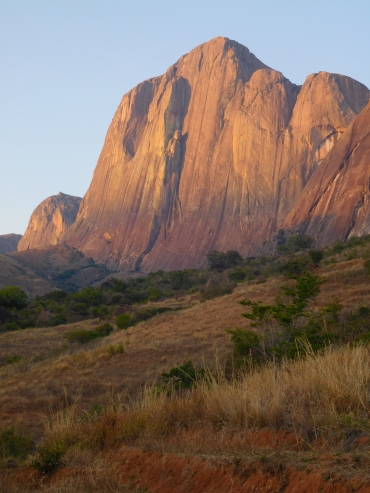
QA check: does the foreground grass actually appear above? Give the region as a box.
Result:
[41,344,370,456]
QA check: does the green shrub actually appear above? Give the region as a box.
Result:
[161,361,205,390]
[207,250,242,271]
[108,343,124,356]
[280,256,310,277]
[0,427,33,460]
[147,286,163,301]
[94,323,113,337]
[5,355,22,365]
[285,234,314,252]
[309,249,324,266]
[0,321,21,332]
[73,303,89,315]
[32,441,65,474]
[228,273,333,363]
[65,323,113,344]
[65,329,96,344]
[0,286,28,310]
[51,313,67,326]
[116,313,132,330]
[132,307,173,323]
[228,267,247,282]
[41,290,68,302]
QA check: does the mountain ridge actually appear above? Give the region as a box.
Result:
[63,36,369,271]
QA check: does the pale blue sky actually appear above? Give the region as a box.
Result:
[1,0,369,234]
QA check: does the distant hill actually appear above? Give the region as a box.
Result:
[0,253,54,297]
[9,244,111,293]
[0,234,22,254]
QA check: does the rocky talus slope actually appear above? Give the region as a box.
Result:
[283,101,370,244]
[64,37,369,271]
[18,192,81,251]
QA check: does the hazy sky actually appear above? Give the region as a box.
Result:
[1,0,369,234]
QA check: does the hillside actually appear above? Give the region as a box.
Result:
[0,234,22,254]
[3,238,370,490]
[0,253,54,297]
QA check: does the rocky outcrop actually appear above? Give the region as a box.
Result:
[282,101,370,245]
[65,37,369,271]
[18,193,81,251]
[0,234,22,254]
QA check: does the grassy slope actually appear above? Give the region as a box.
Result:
[1,256,370,432]
[0,253,55,296]
[2,254,370,490]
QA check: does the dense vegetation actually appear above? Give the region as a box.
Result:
[2,233,370,335]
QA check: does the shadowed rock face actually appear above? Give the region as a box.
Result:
[18,193,81,251]
[65,37,369,272]
[0,234,22,254]
[282,101,370,245]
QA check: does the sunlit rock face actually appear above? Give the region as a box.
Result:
[65,37,369,271]
[283,101,370,244]
[18,193,81,251]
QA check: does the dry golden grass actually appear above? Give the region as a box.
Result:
[42,344,370,455]
[1,257,370,441]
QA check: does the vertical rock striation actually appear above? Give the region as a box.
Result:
[65,37,369,271]
[18,192,81,251]
[282,101,370,244]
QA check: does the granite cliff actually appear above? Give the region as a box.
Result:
[58,37,368,270]
[282,100,370,244]
[18,192,81,251]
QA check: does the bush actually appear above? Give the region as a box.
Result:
[309,249,324,266]
[147,286,163,301]
[280,256,310,277]
[51,313,67,326]
[41,290,68,302]
[228,267,247,282]
[65,323,113,344]
[161,361,205,390]
[0,286,28,310]
[108,343,124,356]
[207,250,242,271]
[0,427,33,460]
[94,323,113,337]
[285,234,314,252]
[32,441,65,474]
[227,273,333,363]
[116,313,132,330]
[73,303,89,315]
[0,321,21,333]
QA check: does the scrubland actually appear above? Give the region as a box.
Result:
[3,238,370,491]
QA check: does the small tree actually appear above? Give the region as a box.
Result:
[285,234,314,252]
[227,272,336,363]
[309,249,324,267]
[0,286,28,310]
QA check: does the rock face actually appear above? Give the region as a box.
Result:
[282,101,370,245]
[0,234,22,254]
[18,193,81,251]
[65,37,369,271]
